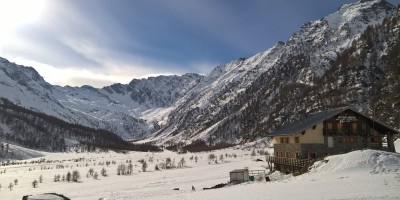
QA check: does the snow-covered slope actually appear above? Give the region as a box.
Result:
[0,143,43,161]
[146,0,397,143]
[0,57,202,140]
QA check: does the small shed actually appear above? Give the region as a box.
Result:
[229,169,249,182]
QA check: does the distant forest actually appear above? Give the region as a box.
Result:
[0,98,161,152]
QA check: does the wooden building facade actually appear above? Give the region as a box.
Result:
[268,107,398,173]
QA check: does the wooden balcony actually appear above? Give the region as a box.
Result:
[265,156,314,174]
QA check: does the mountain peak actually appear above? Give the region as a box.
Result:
[324,0,394,31]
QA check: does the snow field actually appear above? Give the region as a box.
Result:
[1,146,400,200]
[0,148,267,200]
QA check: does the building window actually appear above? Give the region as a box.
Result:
[349,136,357,143]
[361,123,366,130]
[279,137,290,144]
[295,152,300,158]
[327,122,333,130]
[337,123,343,133]
[294,137,300,143]
[339,136,346,143]
[308,152,317,159]
[352,123,357,133]
[285,152,290,158]
[371,136,381,143]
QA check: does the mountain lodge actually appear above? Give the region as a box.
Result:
[267,107,398,173]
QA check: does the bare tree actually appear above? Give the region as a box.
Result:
[93,172,98,179]
[101,168,107,177]
[66,171,72,182]
[208,154,216,163]
[88,168,94,176]
[142,161,148,172]
[72,170,81,182]
[178,157,186,168]
[165,158,172,169]
[127,163,133,174]
[251,149,256,156]
[32,180,38,188]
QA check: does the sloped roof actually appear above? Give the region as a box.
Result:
[230,169,248,173]
[269,107,399,136]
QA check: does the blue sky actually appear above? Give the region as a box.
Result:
[0,0,399,87]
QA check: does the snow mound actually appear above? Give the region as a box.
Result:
[395,138,400,153]
[309,150,400,175]
[26,193,69,200]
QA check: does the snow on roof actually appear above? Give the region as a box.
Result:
[269,107,347,136]
[230,169,248,173]
[269,107,399,136]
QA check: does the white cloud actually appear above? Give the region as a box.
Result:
[1,0,221,88]
[3,53,181,88]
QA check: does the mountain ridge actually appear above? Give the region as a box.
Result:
[1,0,399,148]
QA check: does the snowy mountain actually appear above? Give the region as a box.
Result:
[1,0,399,148]
[0,57,202,140]
[147,0,399,143]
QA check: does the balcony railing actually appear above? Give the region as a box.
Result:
[265,156,311,167]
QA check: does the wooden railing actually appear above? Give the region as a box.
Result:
[265,156,311,167]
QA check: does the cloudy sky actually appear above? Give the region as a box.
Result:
[1,0,399,87]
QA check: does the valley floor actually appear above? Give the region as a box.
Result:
[0,144,399,200]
